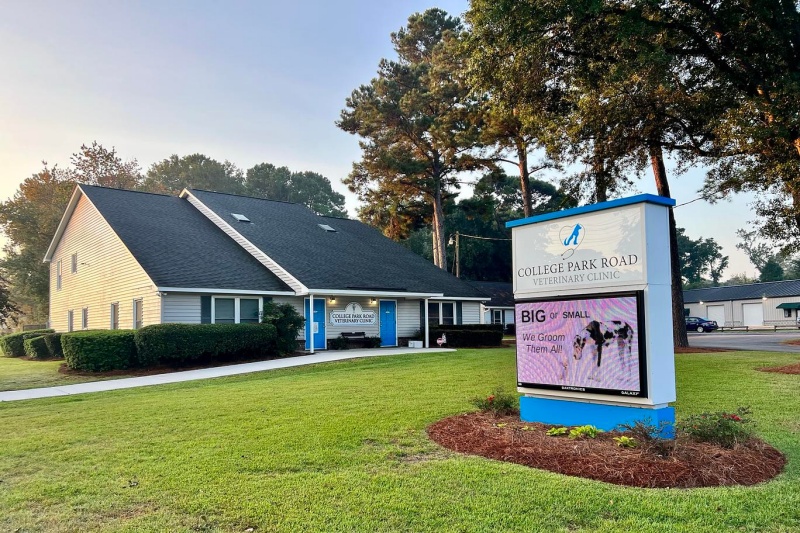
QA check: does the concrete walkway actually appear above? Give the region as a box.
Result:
[0,347,455,403]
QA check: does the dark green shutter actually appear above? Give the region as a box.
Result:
[456,301,463,325]
[419,301,425,333]
[201,295,211,324]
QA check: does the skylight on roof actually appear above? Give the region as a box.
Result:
[318,223,337,232]
[231,213,250,222]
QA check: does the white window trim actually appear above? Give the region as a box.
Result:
[428,301,458,325]
[56,260,62,291]
[67,310,74,332]
[132,298,143,329]
[71,253,78,273]
[110,302,119,330]
[211,296,263,324]
[81,307,88,330]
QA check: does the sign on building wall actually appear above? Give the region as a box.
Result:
[329,302,377,326]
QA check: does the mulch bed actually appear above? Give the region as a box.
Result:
[758,362,800,375]
[675,346,736,354]
[428,412,785,488]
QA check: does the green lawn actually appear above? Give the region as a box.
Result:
[0,357,126,391]
[1,348,799,532]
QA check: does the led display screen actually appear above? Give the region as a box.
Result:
[515,292,647,397]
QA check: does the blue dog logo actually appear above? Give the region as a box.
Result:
[563,224,583,246]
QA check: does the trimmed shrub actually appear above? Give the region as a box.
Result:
[23,336,50,359]
[329,336,350,350]
[134,323,278,366]
[43,333,64,359]
[364,336,382,348]
[0,329,55,357]
[61,330,137,371]
[430,326,503,347]
[261,301,304,355]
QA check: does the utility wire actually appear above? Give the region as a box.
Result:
[457,232,511,242]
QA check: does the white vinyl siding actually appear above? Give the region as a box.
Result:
[460,302,481,325]
[162,294,202,323]
[397,300,422,337]
[48,194,160,332]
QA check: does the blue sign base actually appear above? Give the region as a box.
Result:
[520,396,675,438]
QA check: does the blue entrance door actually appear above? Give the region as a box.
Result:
[379,300,397,347]
[304,298,326,350]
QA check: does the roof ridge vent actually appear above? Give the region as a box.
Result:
[231,213,250,222]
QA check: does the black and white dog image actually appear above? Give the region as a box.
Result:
[573,320,634,379]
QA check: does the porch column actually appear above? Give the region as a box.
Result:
[424,298,430,348]
[309,293,314,354]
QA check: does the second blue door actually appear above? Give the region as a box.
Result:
[379,300,397,347]
[304,298,326,350]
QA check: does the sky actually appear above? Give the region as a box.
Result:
[0,0,758,277]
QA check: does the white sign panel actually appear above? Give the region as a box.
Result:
[513,203,645,296]
[329,302,377,326]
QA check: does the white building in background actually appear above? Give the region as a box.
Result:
[683,280,800,328]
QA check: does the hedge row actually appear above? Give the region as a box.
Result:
[134,323,278,366]
[22,333,64,360]
[430,326,503,347]
[0,329,55,357]
[62,330,138,371]
[59,323,280,371]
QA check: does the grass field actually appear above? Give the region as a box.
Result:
[0,357,127,391]
[1,347,799,532]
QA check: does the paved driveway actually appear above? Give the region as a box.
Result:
[689,331,800,353]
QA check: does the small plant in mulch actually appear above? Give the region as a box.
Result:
[470,387,517,416]
[545,426,568,437]
[677,406,754,448]
[568,425,603,439]
[612,435,637,448]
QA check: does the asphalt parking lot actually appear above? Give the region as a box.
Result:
[688,330,800,353]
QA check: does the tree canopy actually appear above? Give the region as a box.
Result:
[338,8,482,269]
[143,154,244,195]
[676,228,729,288]
[244,163,347,217]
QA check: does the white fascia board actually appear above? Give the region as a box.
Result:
[429,296,490,301]
[43,185,83,262]
[303,289,443,299]
[179,189,308,294]
[157,287,295,296]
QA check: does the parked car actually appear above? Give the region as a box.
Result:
[685,316,719,333]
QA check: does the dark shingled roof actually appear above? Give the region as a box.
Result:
[188,189,487,298]
[80,185,292,292]
[469,281,514,307]
[683,279,800,303]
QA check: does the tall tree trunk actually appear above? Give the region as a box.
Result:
[516,142,532,218]
[431,184,447,270]
[592,144,609,203]
[649,145,689,348]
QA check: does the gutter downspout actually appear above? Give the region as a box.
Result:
[424,298,430,348]
[309,293,314,354]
